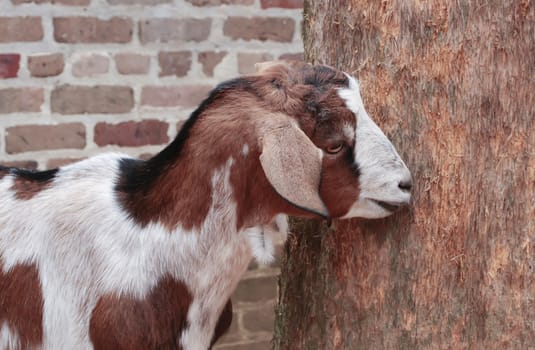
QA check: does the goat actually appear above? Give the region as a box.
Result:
[0,61,411,350]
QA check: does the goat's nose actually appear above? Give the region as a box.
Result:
[398,179,412,192]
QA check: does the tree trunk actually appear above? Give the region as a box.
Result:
[274,1,535,349]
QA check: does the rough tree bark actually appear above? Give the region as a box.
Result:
[274,1,534,349]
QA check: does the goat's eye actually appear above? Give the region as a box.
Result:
[325,143,344,154]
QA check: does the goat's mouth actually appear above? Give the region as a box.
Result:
[370,199,405,212]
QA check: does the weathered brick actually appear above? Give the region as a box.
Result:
[141,85,211,108]
[115,53,150,75]
[223,17,295,42]
[158,51,192,77]
[260,0,303,8]
[12,0,90,5]
[0,54,20,79]
[242,303,276,333]
[6,123,86,154]
[46,158,84,169]
[72,53,110,77]
[54,17,133,43]
[139,18,211,44]
[107,0,169,4]
[0,160,38,170]
[94,120,169,147]
[0,17,43,42]
[237,52,273,75]
[0,88,43,114]
[51,85,133,114]
[279,52,304,61]
[198,51,227,77]
[186,0,253,5]
[232,276,277,304]
[28,53,64,77]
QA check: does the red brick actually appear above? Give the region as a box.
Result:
[0,161,38,170]
[94,120,169,147]
[51,85,133,114]
[46,158,84,169]
[0,54,20,79]
[72,53,110,77]
[107,0,169,4]
[186,0,253,5]
[53,17,133,43]
[223,17,295,42]
[0,88,43,114]
[260,0,302,9]
[158,51,191,77]
[237,52,273,75]
[232,276,277,304]
[28,53,64,77]
[198,51,227,77]
[12,0,90,5]
[0,17,43,42]
[139,18,211,44]
[242,302,276,333]
[6,123,86,154]
[279,52,304,61]
[115,53,150,75]
[141,85,211,108]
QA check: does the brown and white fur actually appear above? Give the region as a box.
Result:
[0,61,411,350]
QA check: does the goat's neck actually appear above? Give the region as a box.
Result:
[120,116,295,232]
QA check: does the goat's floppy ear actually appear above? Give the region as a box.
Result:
[258,116,329,218]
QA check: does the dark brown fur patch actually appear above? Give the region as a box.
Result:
[320,150,361,217]
[89,275,193,350]
[9,168,58,200]
[0,260,44,347]
[210,299,232,348]
[116,154,215,231]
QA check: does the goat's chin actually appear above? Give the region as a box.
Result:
[339,198,402,219]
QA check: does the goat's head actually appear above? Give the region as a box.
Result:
[251,61,412,220]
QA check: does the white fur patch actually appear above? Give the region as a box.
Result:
[246,214,288,266]
[180,157,253,349]
[0,322,21,350]
[343,123,356,141]
[338,74,412,219]
[241,144,250,156]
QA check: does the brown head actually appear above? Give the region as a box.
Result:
[244,61,412,220]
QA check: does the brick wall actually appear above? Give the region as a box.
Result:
[0,0,303,348]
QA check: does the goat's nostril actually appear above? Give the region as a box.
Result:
[398,180,412,191]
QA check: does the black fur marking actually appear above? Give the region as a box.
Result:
[116,158,148,194]
[346,149,360,178]
[1,165,59,183]
[12,168,59,182]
